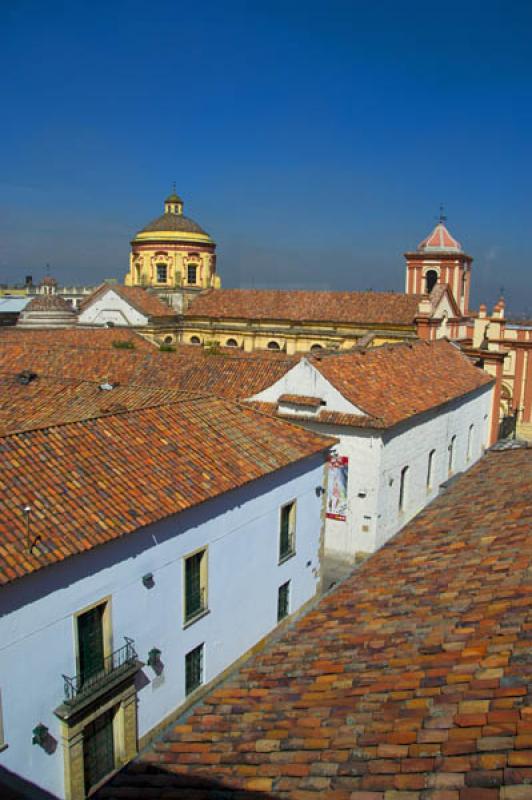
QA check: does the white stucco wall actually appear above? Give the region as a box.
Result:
[78,289,149,327]
[0,454,325,798]
[253,382,493,560]
[251,359,366,415]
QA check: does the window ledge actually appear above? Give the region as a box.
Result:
[278,551,296,566]
[0,743,8,753]
[183,608,210,629]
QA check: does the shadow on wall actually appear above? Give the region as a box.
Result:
[0,765,60,800]
[95,764,279,799]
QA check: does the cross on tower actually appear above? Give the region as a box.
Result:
[438,204,447,224]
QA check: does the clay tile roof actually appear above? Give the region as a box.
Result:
[97,445,532,799]
[24,294,74,312]
[80,283,176,318]
[418,221,463,252]
[0,327,155,351]
[312,339,493,427]
[136,212,209,237]
[185,288,425,326]
[278,394,323,408]
[0,397,334,585]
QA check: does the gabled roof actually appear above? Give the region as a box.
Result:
[0,397,334,586]
[185,289,426,326]
[0,341,297,422]
[418,221,463,253]
[79,283,176,319]
[428,282,462,318]
[310,339,492,427]
[251,340,493,429]
[97,444,532,799]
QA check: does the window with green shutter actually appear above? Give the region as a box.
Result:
[184,549,207,624]
[279,501,296,562]
[277,581,290,622]
[77,604,105,687]
[185,644,204,695]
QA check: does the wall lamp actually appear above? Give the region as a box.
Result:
[32,724,49,747]
[147,648,162,669]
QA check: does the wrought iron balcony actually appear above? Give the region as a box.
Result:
[63,637,137,704]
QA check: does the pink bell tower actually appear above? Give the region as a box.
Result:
[405,211,473,315]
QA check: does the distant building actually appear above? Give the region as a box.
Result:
[404,219,532,441]
[124,191,220,311]
[17,294,77,328]
[78,283,179,345]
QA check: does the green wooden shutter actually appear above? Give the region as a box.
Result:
[78,605,105,685]
[185,553,202,619]
[280,506,290,558]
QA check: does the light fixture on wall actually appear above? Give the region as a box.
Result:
[142,572,154,589]
[315,486,325,497]
[32,724,49,747]
[147,648,162,669]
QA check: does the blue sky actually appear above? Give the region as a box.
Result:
[1,0,531,313]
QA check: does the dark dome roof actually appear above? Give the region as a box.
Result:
[165,191,183,203]
[137,212,209,237]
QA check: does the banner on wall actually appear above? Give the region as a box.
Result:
[326,455,349,521]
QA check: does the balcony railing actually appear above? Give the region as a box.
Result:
[63,637,137,703]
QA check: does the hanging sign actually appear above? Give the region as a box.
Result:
[326,455,349,521]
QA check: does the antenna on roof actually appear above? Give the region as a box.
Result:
[437,204,447,224]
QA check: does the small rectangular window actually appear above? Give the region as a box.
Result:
[277,581,290,622]
[467,424,474,461]
[184,549,208,624]
[399,466,409,512]
[427,450,435,491]
[156,263,167,283]
[185,644,204,695]
[187,264,198,284]
[279,501,296,562]
[448,435,456,475]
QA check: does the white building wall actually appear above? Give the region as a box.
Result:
[375,386,493,549]
[78,289,148,327]
[280,386,493,561]
[0,455,325,799]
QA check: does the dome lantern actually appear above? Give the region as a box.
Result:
[164,184,183,216]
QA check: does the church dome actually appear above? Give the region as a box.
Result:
[133,191,213,244]
[17,294,77,328]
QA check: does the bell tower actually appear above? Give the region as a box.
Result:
[405,212,473,315]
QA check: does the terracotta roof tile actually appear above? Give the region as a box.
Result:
[278,394,324,408]
[0,341,296,402]
[0,397,334,586]
[97,445,532,798]
[186,288,425,325]
[312,339,493,427]
[0,327,155,350]
[79,283,176,318]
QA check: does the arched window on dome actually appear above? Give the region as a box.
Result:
[226,338,238,347]
[190,336,201,345]
[187,264,198,285]
[267,341,281,350]
[310,344,323,353]
[425,269,438,293]
[156,263,168,283]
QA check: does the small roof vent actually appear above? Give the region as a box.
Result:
[98,381,118,391]
[16,370,38,385]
